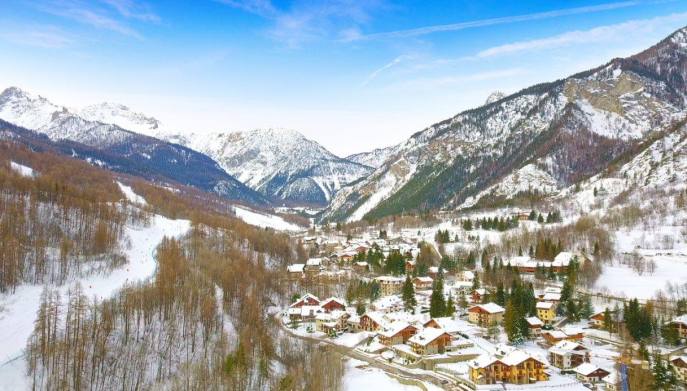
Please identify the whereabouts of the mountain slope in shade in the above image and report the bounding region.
[0,88,268,205]
[165,128,373,206]
[346,146,396,168]
[324,26,687,222]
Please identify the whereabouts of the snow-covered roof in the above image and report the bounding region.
[414,276,433,283]
[375,276,404,283]
[549,341,587,355]
[287,263,305,273]
[428,266,439,273]
[672,314,687,325]
[544,330,567,339]
[306,257,323,266]
[354,261,368,267]
[554,251,574,264]
[543,293,561,301]
[562,326,584,336]
[501,350,533,366]
[379,321,415,338]
[408,327,449,347]
[425,317,471,334]
[506,256,532,266]
[470,303,505,314]
[469,354,498,369]
[526,316,543,327]
[461,270,475,281]
[469,349,542,369]
[536,301,554,310]
[574,363,607,376]
[290,293,320,307]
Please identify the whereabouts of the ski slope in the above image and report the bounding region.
[0,214,190,389]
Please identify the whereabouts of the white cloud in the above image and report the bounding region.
[34,0,161,39]
[100,0,161,23]
[350,1,644,41]
[477,12,687,58]
[218,0,386,47]
[361,55,410,87]
[0,26,75,49]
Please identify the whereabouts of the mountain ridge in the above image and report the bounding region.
[322,25,687,222]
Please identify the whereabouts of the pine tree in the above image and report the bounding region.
[495,283,506,306]
[429,277,446,318]
[446,293,456,317]
[402,275,417,312]
[458,291,468,309]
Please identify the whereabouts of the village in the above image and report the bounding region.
[280,211,687,390]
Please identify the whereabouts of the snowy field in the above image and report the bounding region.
[594,226,687,299]
[343,359,420,391]
[117,181,148,205]
[10,161,35,177]
[234,206,303,231]
[0,214,191,390]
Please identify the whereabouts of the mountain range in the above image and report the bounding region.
[2,26,687,221]
[0,87,268,205]
[322,26,687,222]
[163,129,373,206]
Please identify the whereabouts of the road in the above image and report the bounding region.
[276,314,473,391]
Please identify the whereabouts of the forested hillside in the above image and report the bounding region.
[0,141,346,390]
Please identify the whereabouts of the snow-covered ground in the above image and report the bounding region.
[0,214,191,389]
[10,161,35,177]
[234,205,303,231]
[594,223,687,299]
[117,181,147,205]
[343,359,420,391]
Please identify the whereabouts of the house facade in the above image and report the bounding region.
[469,351,548,385]
[468,303,505,326]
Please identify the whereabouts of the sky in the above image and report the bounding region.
[2,0,687,156]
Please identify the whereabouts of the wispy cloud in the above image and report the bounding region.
[477,11,687,58]
[100,0,161,23]
[215,0,278,17]
[361,54,411,87]
[34,0,160,39]
[348,1,645,41]
[217,0,385,47]
[0,25,75,49]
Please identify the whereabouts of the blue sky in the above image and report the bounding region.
[2,0,687,155]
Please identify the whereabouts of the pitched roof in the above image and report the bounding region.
[470,302,505,314]
[379,322,415,338]
[287,263,305,272]
[526,316,543,327]
[321,297,346,307]
[408,327,449,347]
[574,363,608,377]
[549,341,588,355]
[536,301,554,310]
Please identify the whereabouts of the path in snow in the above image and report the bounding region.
[0,214,190,389]
[233,206,303,231]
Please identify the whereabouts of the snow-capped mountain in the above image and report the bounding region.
[165,128,373,206]
[484,91,506,105]
[346,146,396,168]
[324,26,687,222]
[78,102,162,136]
[0,87,268,205]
